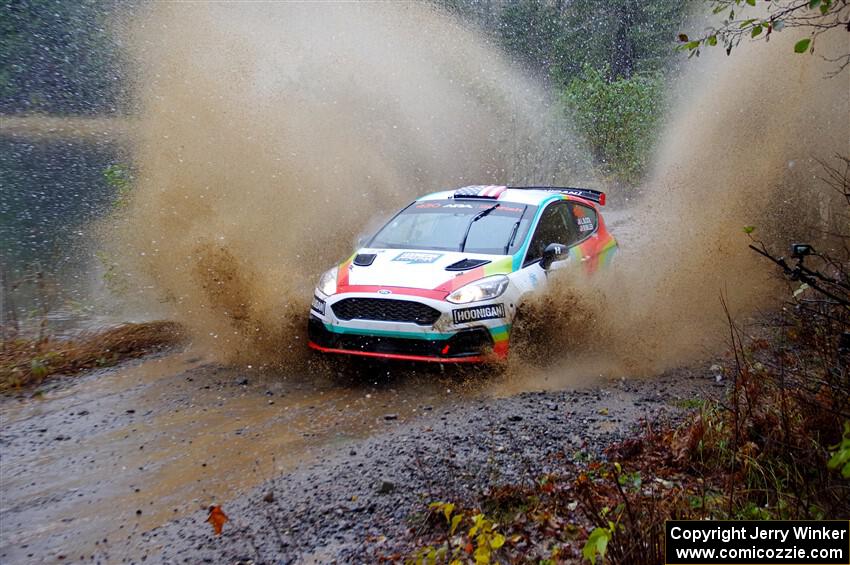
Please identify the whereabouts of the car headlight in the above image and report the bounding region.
[446,275,509,304]
[317,267,338,296]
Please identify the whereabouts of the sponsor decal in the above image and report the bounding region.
[577,216,594,232]
[562,189,587,198]
[311,295,326,315]
[452,303,506,324]
[392,251,444,264]
[444,203,473,208]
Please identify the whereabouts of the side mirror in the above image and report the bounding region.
[541,243,566,270]
[790,243,813,258]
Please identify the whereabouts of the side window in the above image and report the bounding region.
[570,203,597,238]
[524,201,576,265]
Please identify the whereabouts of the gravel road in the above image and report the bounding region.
[132,362,722,564]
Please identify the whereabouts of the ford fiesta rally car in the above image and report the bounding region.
[307,185,617,363]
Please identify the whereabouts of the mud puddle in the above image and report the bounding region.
[0,350,471,563]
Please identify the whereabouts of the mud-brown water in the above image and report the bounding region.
[0,352,469,563]
[107,2,591,366]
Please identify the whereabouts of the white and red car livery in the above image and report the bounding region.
[307,185,617,363]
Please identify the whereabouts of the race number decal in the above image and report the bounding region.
[452,303,506,324]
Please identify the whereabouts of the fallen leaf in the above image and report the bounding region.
[206,505,229,536]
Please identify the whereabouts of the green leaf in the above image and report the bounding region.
[751,24,763,38]
[743,225,756,234]
[450,514,463,535]
[442,503,454,522]
[582,527,612,565]
[474,543,491,565]
[490,533,505,549]
[685,41,700,51]
[708,35,718,46]
[808,0,821,8]
[794,38,812,53]
[746,0,755,5]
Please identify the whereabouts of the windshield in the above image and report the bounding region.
[368,200,535,255]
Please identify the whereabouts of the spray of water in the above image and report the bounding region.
[503,23,849,390]
[111,3,848,378]
[111,2,590,364]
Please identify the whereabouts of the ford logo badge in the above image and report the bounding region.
[377,289,392,295]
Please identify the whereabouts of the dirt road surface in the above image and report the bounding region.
[0,338,722,563]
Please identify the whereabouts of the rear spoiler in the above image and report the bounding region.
[508,186,606,206]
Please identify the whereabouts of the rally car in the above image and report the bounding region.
[307,185,617,363]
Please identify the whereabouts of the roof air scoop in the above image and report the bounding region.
[445,258,491,271]
[353,253,377,266]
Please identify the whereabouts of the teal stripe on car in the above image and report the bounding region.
[323,323,452,340]
[324,323,513,341]
[511,194,563,271]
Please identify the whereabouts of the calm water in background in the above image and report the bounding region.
[0,132,123,333]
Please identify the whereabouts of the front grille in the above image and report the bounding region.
[331,298,441,326]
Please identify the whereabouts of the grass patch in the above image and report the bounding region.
[671,398,705,410]
[0,321,183,392]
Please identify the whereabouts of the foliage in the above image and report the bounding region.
[497,1,563,73]
[552,0,694,82]
[582,525,612,565]
[0,321,183,391]
[395,157,850,565]
[561,66,665,183]
[679,0,850,75]
[102,163,133,208]
[95,163,135,294]
[478,0,693,81]
[433,0,692,181]
[408,502,506,565]
[828,422,850,479]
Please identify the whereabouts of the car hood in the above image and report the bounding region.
[342,248,513,291]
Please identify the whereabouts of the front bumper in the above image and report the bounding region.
[308,315,495,362]
[307,291,511,363]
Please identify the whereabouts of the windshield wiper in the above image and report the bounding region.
[504,220,521,255]
[459,204,500,252]
[503,205,527,254]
